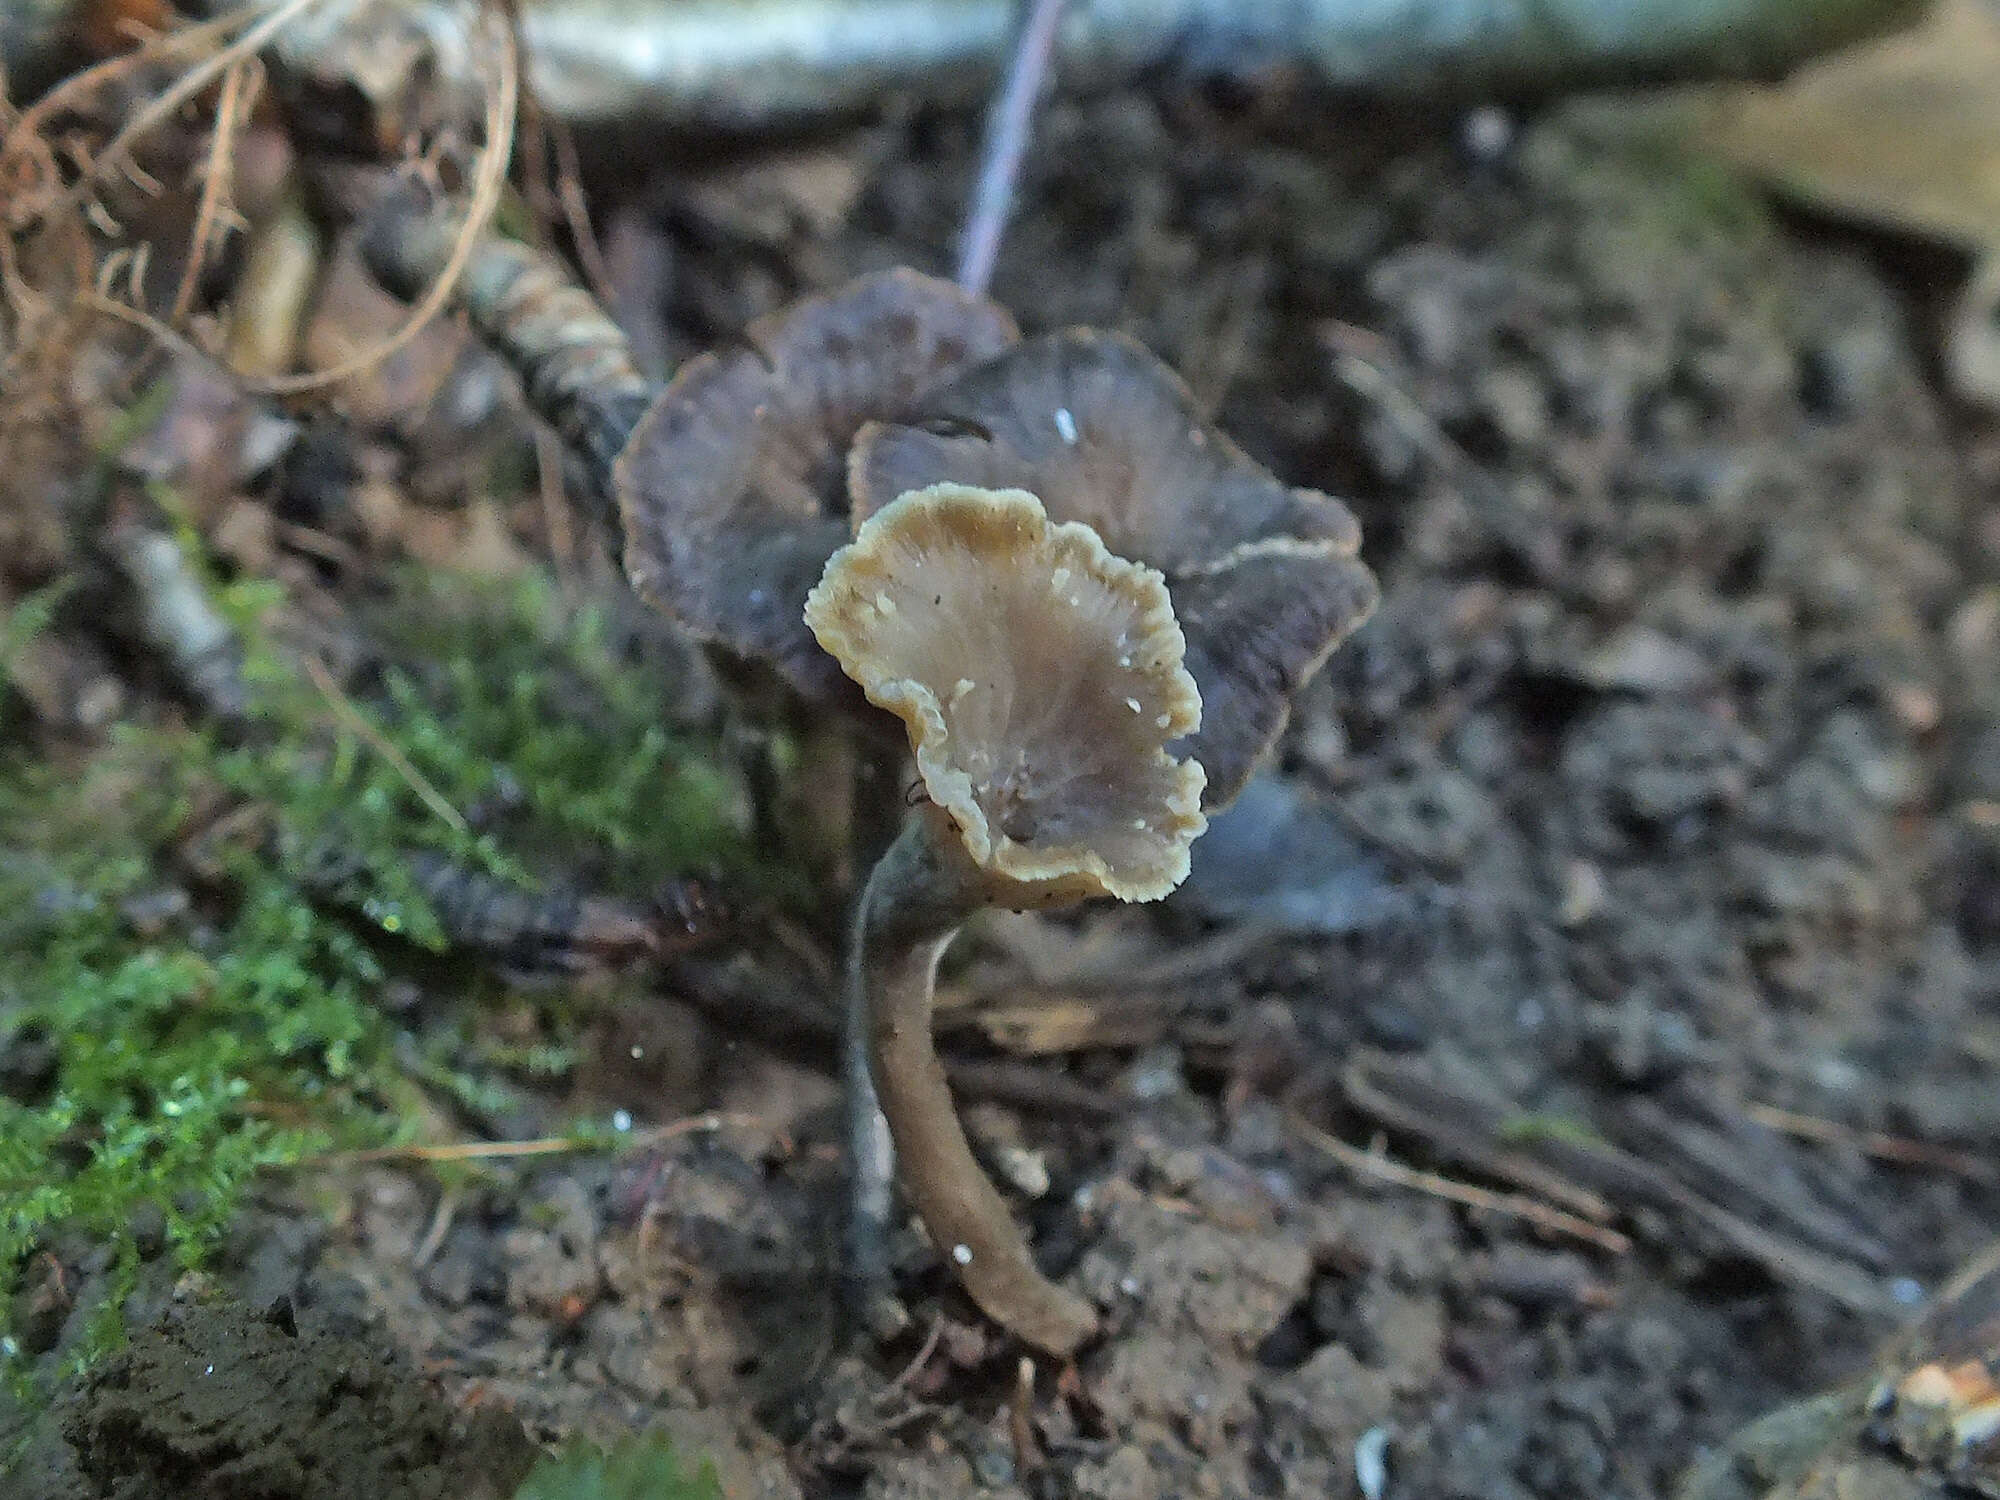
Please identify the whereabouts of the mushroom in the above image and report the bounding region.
[806,482,1206,1355]
[614,268,1019,712]
[613,268,1019,1323]
[846,328,1379,809]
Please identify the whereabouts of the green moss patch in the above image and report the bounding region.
[0,542,753,1399]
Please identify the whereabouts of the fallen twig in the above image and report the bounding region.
[1342,1054,1619,1223]
[233,0,1929,131]
[668,952,1120,1122]
[301,652,469,836]
[1341,1056,1903,1313]
[353,170,650,496]
[1287,1110,1633,1255]
[310,1110,768,1166]
[1745,1101,1999,1186]
[101,509,249,719]
[77,284,211,360]
[167,52,258,326]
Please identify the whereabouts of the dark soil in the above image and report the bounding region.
[16,1280,538,1500]
[15,76,2000,1500]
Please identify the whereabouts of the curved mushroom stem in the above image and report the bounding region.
[842,744,917,1331]
[851,804,1099,1357]
[842,961,898,1320]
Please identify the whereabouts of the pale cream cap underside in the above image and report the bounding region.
[805,484,1207,902]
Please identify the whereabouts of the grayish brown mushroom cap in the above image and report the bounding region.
[615,269,1018,708]
[805,483,1207,904]
[847,330,1379,807]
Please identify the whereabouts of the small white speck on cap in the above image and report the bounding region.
[1054,407,1078,444]
[952,1244,974,1265]
[950,678,976,705]
[612,1109,633,1132]
[1118,654,1132,668]
[1125,697,1142,713]
[874,591,897,616]
[1355,1426,1391,1500]
[1050,566,1070,590]
[1155,714,1171,728]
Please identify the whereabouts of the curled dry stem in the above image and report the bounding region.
[853,803,1098,1357]
[168,53,261,328]
[357,163,652,490]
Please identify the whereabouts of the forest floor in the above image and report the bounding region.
[3,47,1998,1500]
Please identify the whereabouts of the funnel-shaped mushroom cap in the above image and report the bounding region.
[805,484,1207,904]
[615,270,1018,708]
[847,331,1378,807]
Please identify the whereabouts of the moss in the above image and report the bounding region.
[512,1432,722,1500]
[0,736,364,1394]
[1494,1110,1610,1150]
[353,566,754,893]
[0,535,758,1405]
[0,577,75,737]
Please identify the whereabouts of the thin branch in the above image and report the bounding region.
[301,652,469,838]
[1744,1101,1998,1184]
[412,1187,459,1266]
[1287,1110,1633,1256]
[309,1111,766,1167]
[78,285,210,363]
[882,1316,946,1397]
[547,113,617,312]
[956,0,1065,296]
[169,56,258,327]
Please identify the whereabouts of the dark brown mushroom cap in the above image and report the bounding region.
[1170,540,1380,808]
[615,268,1019,708]
[846,330,1379,806]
